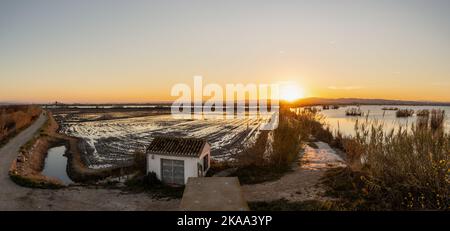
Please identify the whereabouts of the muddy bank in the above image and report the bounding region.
[65,135,135,183]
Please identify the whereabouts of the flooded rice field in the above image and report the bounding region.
[54,110,267,169]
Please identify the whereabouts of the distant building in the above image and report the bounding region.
[146,136,211,185]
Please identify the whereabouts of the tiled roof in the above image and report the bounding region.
[146,136,207,157]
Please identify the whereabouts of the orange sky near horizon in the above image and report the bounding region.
[1,1,450,104]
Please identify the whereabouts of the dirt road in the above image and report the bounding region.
[0,113,179,211]
[242,142,346,202]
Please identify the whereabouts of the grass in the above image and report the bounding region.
[275,108,450,211]
[232,106,305,184]
[232,105,345,185]
[332,110,449,210]
[249,166,403,211]
[321,167,390,210]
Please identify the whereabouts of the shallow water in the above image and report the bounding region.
[58,114,269,168]
[42,146,73,184]
[300,105,450,137]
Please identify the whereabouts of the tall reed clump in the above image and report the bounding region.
[247,107,339,167]
[233,106,320,184]
[270,109,302,167]
[416,109,430,117]
[238,107,303,168]
[396,109,414,117]
[345,108,362,116]
[430,109,445,131]
[382,107,399,111]
[341,109,449,210]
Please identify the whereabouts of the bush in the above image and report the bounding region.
[322,167,391,210]
[416,109,430,117]
[206,159,234,176]
[231,165,290,185]
[133,150,147,174]
[145,172,161,186]
[396,109,414,117]
[346,108,363,116]
[270,110,302,167]
[430,109,445,132]
[382,107,399,111]
[124,172,184,199]
[0,105,42,143]
[233,107,304,184]
[337,116,449,210]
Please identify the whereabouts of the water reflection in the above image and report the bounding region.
[297,105,450,137]
[42,146,73,184]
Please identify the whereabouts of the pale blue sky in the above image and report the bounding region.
[1,0,450,103]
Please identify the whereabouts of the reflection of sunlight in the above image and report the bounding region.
[279,84,305,101]
[319,105,450,136]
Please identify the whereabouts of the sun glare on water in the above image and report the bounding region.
[279,84,305,102]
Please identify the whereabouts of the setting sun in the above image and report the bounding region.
[279,84,305,102]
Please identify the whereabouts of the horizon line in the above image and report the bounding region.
[2,97,450,106]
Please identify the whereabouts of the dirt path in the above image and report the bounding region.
[0,113,179,211]
[242,142,346,202]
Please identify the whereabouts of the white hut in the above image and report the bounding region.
[146,136,211,185]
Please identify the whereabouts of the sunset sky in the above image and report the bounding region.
[1,0,450,103]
